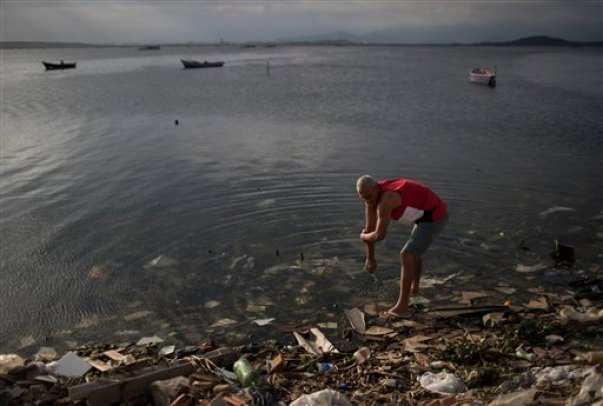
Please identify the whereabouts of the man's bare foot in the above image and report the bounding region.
[386,305,410,316]
[382,307,414,320]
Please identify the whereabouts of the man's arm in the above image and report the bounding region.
[361,193,395,242]
[363,203,377,272]
[364,203,377,233]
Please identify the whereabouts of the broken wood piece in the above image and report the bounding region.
[200,347,237,367]
[68,361,196,405]
[429,305,509,318]
[460,291,489,304]
[524,296,551,311]
[170,393,195,406]
[103,350,127,362]
[87,358,112,372]
[364,326,395,336]
[222,393,248,406]
[268,353,286,373]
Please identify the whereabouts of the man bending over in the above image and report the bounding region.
[357,175,448,317]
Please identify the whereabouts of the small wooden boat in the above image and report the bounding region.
[469,68,496,87]
[42,61,76,70]
[181,59,225,69]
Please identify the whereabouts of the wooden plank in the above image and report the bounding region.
[201,347,237,367]
[122,363,195,402]
[68,382,114,402]
[429,305,509,317]
[68,361,196,405]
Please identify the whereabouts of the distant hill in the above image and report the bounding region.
[278,31,365,44]
[1,35,601,49]
[277,33,602,46]
[474,35,602,47]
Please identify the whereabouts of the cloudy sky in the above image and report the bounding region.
[1,0,601,44]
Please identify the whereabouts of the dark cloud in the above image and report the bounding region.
[1,0,601,43]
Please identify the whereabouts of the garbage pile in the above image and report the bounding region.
[1,290,601,406]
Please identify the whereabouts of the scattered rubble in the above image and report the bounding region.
[1,293,601,405]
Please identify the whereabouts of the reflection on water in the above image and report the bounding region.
[0,45,601,353]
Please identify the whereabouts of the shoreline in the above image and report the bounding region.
[4,247,601,355]
[2,281,601,405]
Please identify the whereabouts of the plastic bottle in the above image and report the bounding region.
[515,348,536,361]
[233,357,262,387]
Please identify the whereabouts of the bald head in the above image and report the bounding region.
[356,175,378,194]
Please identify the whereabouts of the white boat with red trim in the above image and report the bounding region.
[469,68,496,87]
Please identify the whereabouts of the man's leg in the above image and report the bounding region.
[389,214,448,316]
[410,255,423,295]
[388,250,420,315]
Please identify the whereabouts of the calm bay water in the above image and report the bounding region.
[1,45,601,353]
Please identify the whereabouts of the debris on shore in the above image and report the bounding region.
[1,291,601,405]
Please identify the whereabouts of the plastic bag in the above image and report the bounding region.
[567,367,603,405]
[419,372,466,394]
[289,388,352,406]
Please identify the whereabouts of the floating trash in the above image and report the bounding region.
[538,206,575,217]
[136,335,164,346]
[145,255,179,268]
[515,263,548,273]
[251,318,275,326]
[210,318,239,328]
[205,300,221,309]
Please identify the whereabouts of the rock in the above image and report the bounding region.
[150,376,190,406]
[0,353,25,374]
[34,346,58,362]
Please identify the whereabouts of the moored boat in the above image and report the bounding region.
[42,61,77,70]
[181,59,225,69]
[469,68,496,87]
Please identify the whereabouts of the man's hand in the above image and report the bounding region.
[365,257,377,274]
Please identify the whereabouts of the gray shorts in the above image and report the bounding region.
[402,212,449,256]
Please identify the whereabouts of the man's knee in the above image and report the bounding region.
[400,249,420,262]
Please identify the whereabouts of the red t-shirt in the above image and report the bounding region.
[378,179,447,224]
